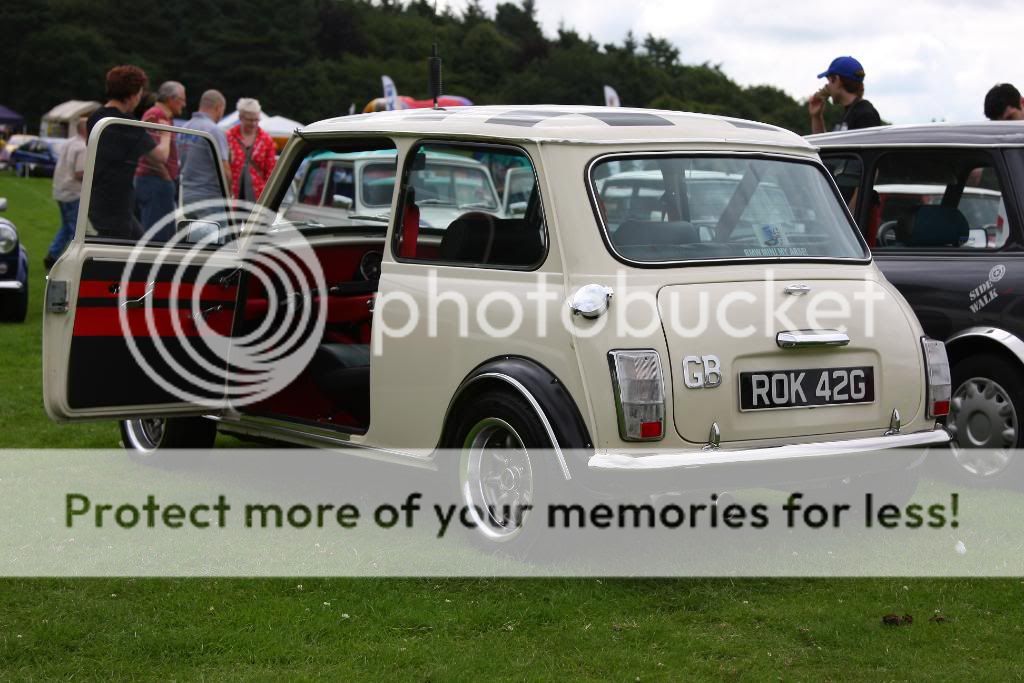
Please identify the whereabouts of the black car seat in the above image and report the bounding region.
[908,206,970,247]
[309,343,371,426]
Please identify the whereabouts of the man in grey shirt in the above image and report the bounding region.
[178,89,231,218]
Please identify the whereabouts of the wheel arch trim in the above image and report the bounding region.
[443,357,594,481]
[945,326,1024,366]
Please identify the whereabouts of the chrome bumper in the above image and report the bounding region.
[589,427,950,471]
[0,280,24,291]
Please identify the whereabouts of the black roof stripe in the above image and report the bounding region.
[485,110,572,127]
[582,112,674,127]
[729,120,777,131]
[403,113,455,121]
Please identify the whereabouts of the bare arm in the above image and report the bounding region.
[145,130,171,163]
[808,92,826,135]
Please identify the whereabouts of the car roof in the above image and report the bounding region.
[808,122,1024,148]
[302,105,812,152]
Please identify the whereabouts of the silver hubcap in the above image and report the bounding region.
[948,377,1018,477]
[460,418,534,542]
[124,418,166,453]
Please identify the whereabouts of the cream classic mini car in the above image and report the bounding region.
[43,106,950,546]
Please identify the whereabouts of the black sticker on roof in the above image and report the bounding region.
[729,120,776,131]
[485,110,572,126]
[403,113,455,121]
[582,112,674,126]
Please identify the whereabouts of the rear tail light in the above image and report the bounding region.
[608,350,665,441]
[921,337,951,418]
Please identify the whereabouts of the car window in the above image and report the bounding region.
[591,155,866,263]
[298,161,329,205]
[394,142,545,269]
[275,140,398,235]
[355,162,397,207]
[83,119,233,247]
[869,151,1008,250]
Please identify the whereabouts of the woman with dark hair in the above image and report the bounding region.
[85,64,171,239]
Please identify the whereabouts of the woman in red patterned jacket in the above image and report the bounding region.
[227,98,277,201]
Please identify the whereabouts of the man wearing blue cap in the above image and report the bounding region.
[809,56,881,133]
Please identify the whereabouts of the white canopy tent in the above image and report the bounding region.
[218,111,302,136]
[41,100,100,138]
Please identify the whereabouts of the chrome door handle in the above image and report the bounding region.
[121,282,155,309]
[776,329,850,348]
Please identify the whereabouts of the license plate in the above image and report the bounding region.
[739,366,875,411]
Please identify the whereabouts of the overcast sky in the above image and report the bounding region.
[438,0,1020,124]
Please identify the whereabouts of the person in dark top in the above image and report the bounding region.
[984,83,1024,121]
[86,64,170,239]
[808,56,882,134]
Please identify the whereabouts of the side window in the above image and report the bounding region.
[274,139,398,232]
[85,119,230,246]
[870,151,1008,250]
[394,142,546,269]
[298,161,329,206]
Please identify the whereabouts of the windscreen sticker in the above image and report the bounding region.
[756,224,789,248]
[742,247,810,257]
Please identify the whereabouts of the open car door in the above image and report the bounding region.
[43,117,239,420]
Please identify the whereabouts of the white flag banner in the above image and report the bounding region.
[382,75,399,111]
[603,85,621,107]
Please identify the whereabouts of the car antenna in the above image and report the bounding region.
[428,43,443,110]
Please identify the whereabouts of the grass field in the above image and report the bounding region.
[1,174,1022,680]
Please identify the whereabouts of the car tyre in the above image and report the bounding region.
[945,355,1024,484]
[119,416,217,466]
[446,391,566,554]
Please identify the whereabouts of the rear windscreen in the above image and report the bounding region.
[590,156,867,263]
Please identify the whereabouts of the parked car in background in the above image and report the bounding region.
[9,137,63,177]
[812,122,1024,483]
[281,148,503,230]
[43,109,949,549]
[0,134,38,170]
[0,197,29,322]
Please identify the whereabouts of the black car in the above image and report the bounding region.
[812,123,1024,483]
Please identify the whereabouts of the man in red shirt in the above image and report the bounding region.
[135,80,186,240]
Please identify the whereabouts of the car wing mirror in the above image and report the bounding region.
[331,194,354,210]
[179,219,224,246]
